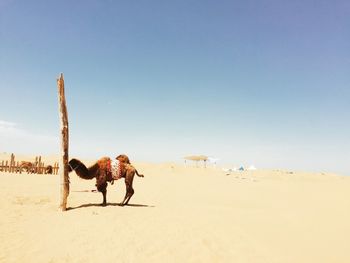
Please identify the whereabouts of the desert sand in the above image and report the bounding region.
[1,156,350,263]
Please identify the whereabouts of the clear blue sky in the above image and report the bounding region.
[1,0,349,175]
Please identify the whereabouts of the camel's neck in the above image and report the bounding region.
[87,163,100,177]
[73,160,99,180]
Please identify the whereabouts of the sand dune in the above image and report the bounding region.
[0,162,350,263]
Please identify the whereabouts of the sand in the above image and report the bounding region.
[0,160,350,263]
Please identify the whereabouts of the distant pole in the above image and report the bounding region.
[57,73,69,211]
[10,153,15,173]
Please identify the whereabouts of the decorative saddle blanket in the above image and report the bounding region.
[109,159,122,180]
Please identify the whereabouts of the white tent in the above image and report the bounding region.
[184,155,208,168]
[207,157,219,163]
[247,165,257,171]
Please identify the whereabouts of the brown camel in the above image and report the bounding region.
[68,155,144,206]
[45,165,53,174]
[20,161,35,174]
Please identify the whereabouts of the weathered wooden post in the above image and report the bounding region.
[34,157,38,173]
[57,73,69,211]
[38,156,41,174]
[53,162,58,175]
[10,153,15,173]
[16,161,20,174]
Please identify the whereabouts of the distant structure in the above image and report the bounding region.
[247,165,257,171]
[0,153,59,174]
[184,155,208,168]
[207,157,220,168]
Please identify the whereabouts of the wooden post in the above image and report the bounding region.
[55,162,59,175]
[57,73,69,211]
[18,161,22,174]
[53,162,57,175]
[34,157,38,173]
[10,154,15,173]
[38,156,41,174]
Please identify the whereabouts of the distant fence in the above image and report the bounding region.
[0,153,59,175]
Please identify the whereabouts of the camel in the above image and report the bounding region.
[68,155,144,206]
[45,165,53,174]
[20,161,35,174]
[19,162,53,174]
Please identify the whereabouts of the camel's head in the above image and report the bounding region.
[68,158,80,172]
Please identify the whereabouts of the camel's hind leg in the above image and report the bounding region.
[120,180,134,206]
[120,170,135,206]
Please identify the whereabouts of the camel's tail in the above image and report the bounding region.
[68,158,95,180]
[135,169,144,178]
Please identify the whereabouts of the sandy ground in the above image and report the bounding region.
[0,160,350,263]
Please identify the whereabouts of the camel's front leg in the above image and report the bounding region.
[96,181,108,206]
[101,189,107,206]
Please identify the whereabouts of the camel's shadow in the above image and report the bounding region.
[67,203,155,211]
